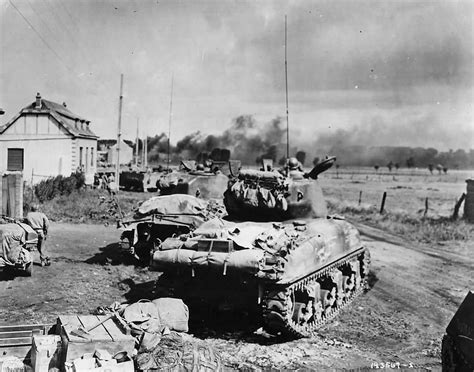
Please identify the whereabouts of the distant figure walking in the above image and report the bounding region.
[107,173,118,195]
[26,205,50,266]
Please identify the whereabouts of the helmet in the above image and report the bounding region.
[288,157,299,170]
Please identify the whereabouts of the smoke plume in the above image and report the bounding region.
[174,115,287,164]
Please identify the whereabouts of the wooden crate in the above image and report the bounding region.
[0,323,51,362]
[58,315,135,364]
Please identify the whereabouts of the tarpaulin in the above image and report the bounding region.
[152,248,265,275]
[0,223,36,266]
[137,195,208,217]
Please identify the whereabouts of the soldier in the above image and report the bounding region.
[26,205,51,266]
[287,157,304,179]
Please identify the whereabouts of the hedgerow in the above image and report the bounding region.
[34,172,86,202]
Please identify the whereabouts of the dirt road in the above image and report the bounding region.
[1,222,472,370]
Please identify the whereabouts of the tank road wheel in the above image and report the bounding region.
[320,286,337,317]
[341,261,361,300]
[292,303,308,325]
[319,270,344,315]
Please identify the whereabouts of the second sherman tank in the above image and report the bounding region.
[150,157,370,337]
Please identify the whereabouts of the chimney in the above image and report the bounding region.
[62,102,67,108]
[35,93,42,109]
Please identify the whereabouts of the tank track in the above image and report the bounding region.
[262,247,370,338]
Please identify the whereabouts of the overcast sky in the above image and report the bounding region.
[1,0,472,150]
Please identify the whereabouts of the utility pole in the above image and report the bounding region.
[115,74,124,185]
[284,15,290,161]
[135,117,139,167]
[144,133,148,168]
[167,74,174,171]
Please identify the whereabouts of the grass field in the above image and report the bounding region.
[321,167,472,216]
[320,167,474,243]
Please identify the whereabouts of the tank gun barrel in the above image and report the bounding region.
[305,156,336,180]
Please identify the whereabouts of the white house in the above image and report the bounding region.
[0,93,98,184]
[98,139,134,166]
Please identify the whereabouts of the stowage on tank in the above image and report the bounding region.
[119,194,224,264]
[150,156,370,337]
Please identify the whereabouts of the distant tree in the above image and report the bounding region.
[395,163,400,171]
[387,161,393,172]
[436,164,443,174]
[443,167,448,174]
[374,164,380,172]
[406,157,415,168]
[296,151,306,166]
[428,164,434,174]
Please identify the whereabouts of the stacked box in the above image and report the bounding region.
[57,315,134,366]
[31,335,62,372]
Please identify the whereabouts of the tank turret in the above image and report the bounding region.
[224,156,336,220]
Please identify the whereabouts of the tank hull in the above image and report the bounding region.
[151,217,369,337]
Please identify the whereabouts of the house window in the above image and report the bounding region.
[7,148,24,171]
[91,148,94,167]
[79,147,83,166]
[85,147,89,171]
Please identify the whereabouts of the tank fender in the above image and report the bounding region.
[277,219,363,284]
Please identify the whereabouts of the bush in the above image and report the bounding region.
[34,172,85,202]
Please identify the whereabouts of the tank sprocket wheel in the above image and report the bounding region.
[262,247,369,338]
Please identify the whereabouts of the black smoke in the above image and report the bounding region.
[173,115,287,164]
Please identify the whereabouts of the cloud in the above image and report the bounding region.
[1,0,471,152]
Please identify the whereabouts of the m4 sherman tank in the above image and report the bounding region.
[150,157,370,337]
[155,160,240,200]
[119,194,224,264]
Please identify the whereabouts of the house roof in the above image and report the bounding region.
[98,139,134,148]
[0,96,98,139]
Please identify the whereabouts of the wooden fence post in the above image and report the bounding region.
[424,197,429,217]
[358,191,362,205]
[380,191,387,214]
[452,193,466,220]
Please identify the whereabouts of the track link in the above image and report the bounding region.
[262,247,370,338]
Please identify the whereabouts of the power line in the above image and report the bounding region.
[42,0,82,50]
[8,0,74,73]
[57,1,80,31]
[25,0,63,47]
[39,0,94,74]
